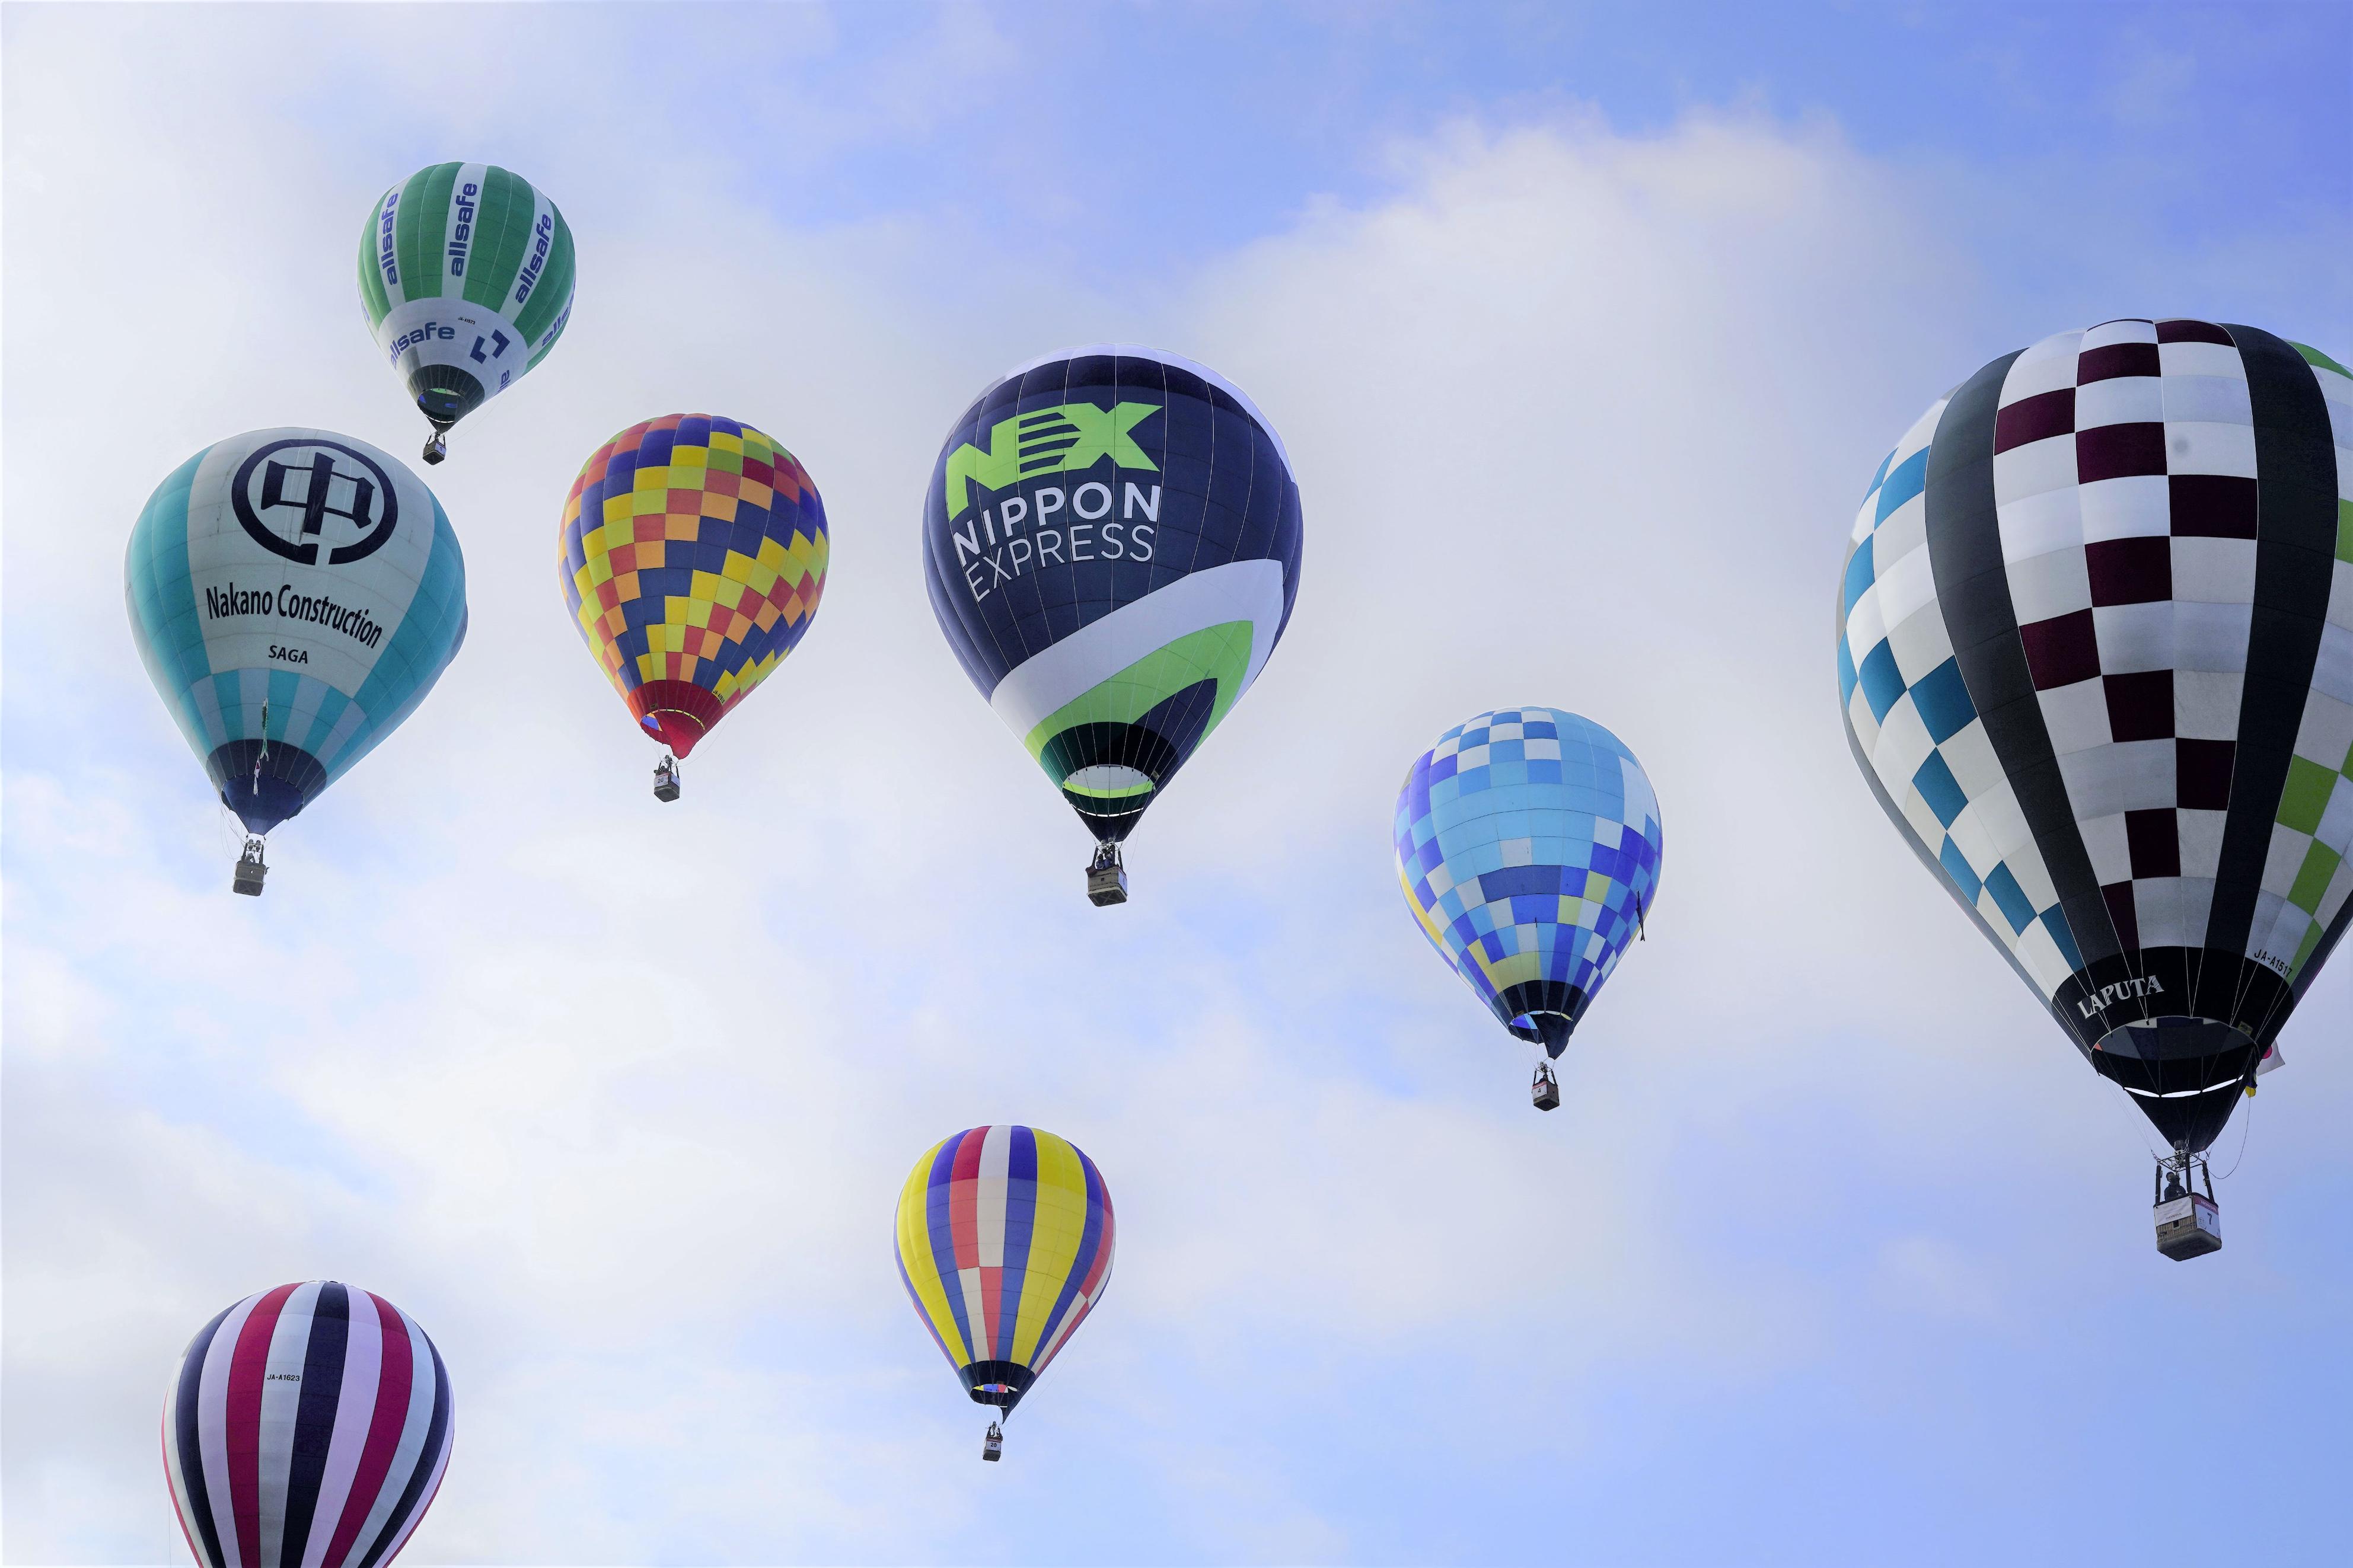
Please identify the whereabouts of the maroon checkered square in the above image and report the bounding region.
[2125,807,2182,879]
[2086,536,2172,605]
[2077,422,2168,482]
[2167,474,2258,538]
[1995,388,2075,453]
[2080,341,2162,382]
[2156,319,2233,346]
[2104,670,2175,741]
[2176,738,2236,810]
[2101,881,2141,948]
[2021,609,2102,689]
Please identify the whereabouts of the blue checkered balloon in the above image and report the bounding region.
[1394,708,1663,1057]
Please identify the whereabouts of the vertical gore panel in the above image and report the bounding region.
[1925,349,2119,969]
[2202,324,2340,961]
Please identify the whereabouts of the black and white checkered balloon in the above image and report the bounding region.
[1837,320,2352,1152]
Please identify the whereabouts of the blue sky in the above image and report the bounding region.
[4,2,2350,1563]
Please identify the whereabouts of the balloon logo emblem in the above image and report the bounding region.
[231,439,400,566]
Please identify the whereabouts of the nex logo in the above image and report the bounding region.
[470,329,511,365]
[231,439,400,566]
[945,401,1159,518]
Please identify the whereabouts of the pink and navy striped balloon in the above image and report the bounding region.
[162,1281,452,1568]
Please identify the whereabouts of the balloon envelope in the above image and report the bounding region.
[894,1125,1115,1414]
[1837,318,2352,1150]
[1395,708,1664,1056]
[163,1280,452,1568]
[922,345,1303,843]
[125,428,468,834]
[559,414,828,756]
[358,161,575,442]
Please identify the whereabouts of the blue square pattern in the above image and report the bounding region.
[1983,863,2036,934]
[1908,658,1976,743]
[1864,445,1894,500]
[1841,537,1876,618]
[1876,675,2062,957]
[2042,907,2085,971]
[1839,429,2079,989]
[1847,399,1945,550]
[1937,835,1982,902]
[1874,446,1930,528]
[1399,707,1663,1011]
[1911,751,1968,828]
[1857,640,1906,723]
[1886,716,2067,964]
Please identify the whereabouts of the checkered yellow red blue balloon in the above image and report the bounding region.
[559,414,827,756]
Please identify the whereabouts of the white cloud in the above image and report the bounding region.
[5,7,2348,1563]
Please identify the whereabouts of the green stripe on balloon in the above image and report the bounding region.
[461,164,536,309]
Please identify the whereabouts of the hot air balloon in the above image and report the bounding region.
[358,161,576,464]
[1837,319,2352,1257]
[922,345,1304,905]
[125,428,469,894]
[1395,708,1664,1110]
[163,1280,452,1568]
[559,414,827,802]
[894,1125,1115,1462]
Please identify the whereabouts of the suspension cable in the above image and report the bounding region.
[2212,1093,2255,1181]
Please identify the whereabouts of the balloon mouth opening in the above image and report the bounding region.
[1063,763,1154,800]
[2121,1080,2243,1101]
[962,1361,1035,1409]
[2091,1016,2262,1152]
[2091,1015,2256,1075]
[627,683,722,758]
[207,739,325,835]
[966,1382,1024,1411]
[408,365,484,426]
[1509,1011,1577,1059]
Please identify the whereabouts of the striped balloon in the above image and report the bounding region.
[357,161,576,453]
[163,1282,452,1568]
[893,1126,1115,1414]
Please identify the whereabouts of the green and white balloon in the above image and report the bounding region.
[357,161,575,464]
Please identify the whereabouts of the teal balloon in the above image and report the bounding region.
[125,428,468,835]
